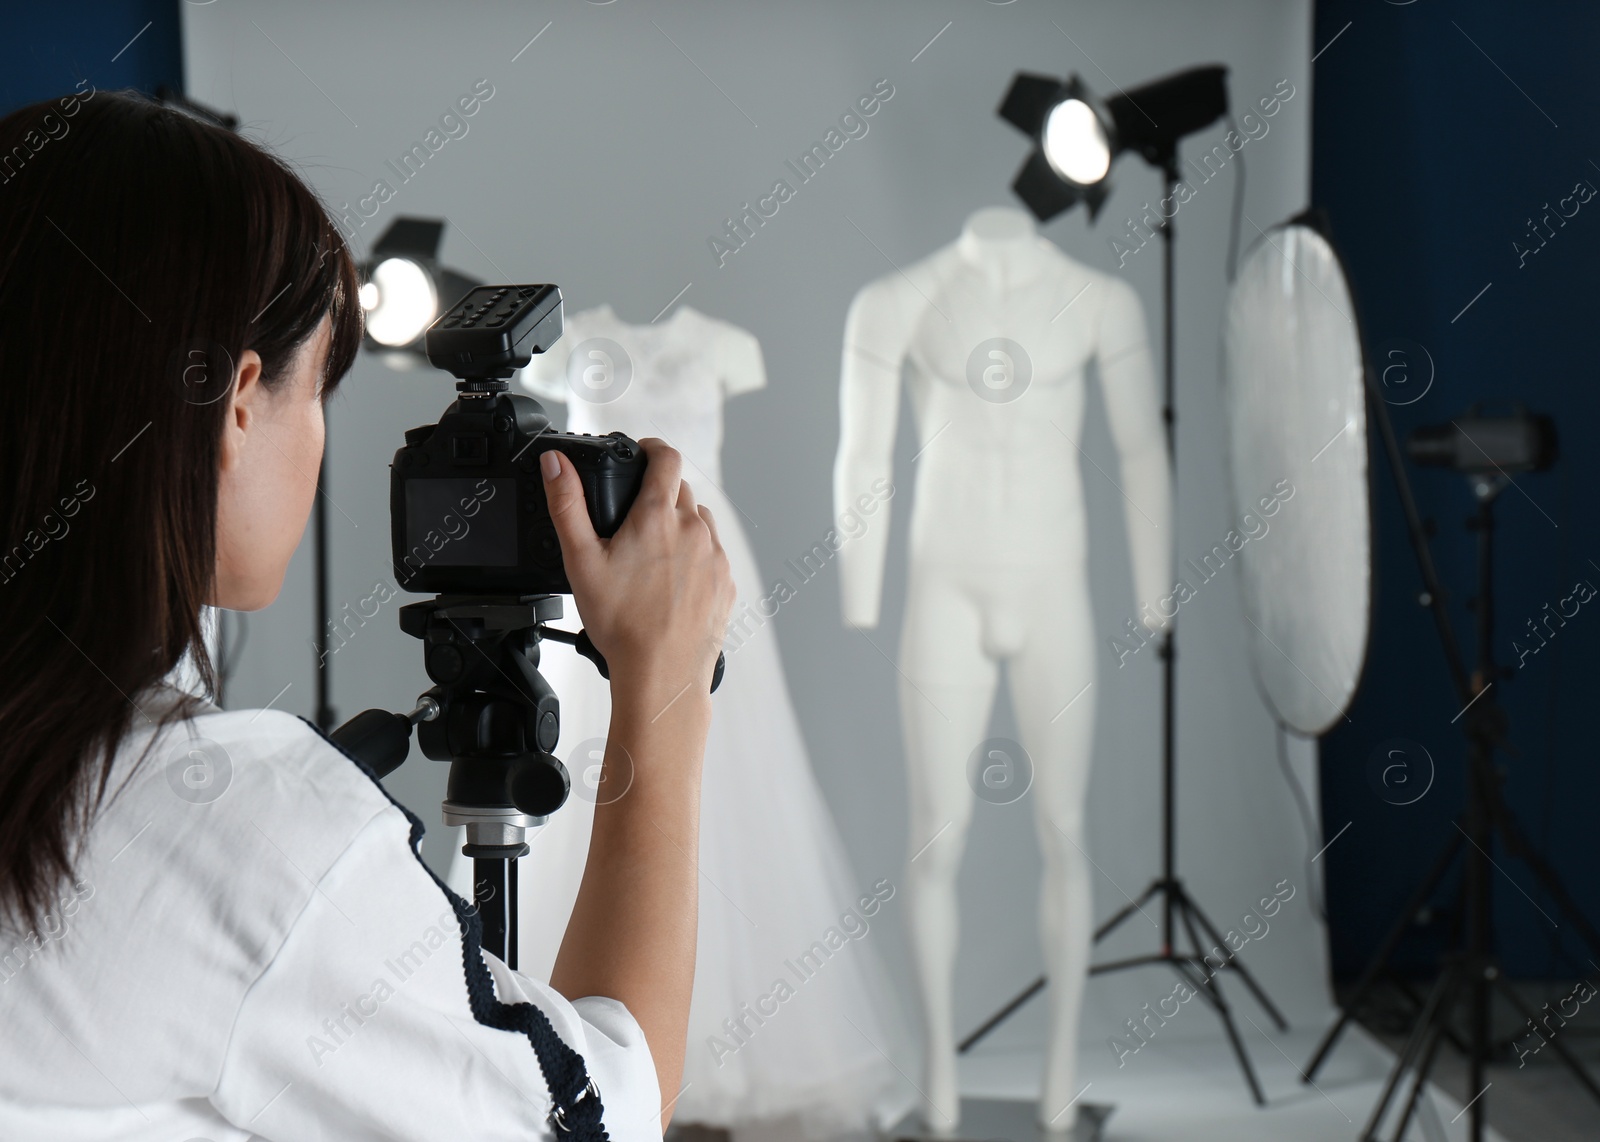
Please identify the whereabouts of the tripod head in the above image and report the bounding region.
[331,594,725,855]
[407,594,570,858]
[329,593,724,967]
[333,593,579,857]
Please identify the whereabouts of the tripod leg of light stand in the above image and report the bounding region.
[1185,891,1289,1031]
[958,878,1162,1054]
[1489,797,1600,967]
[1304,829,1465,1082]
[1169,956,1216,1006]
[1386,1017,1450,1142]
[1389,973,1466,1051]
[1178,904,1267,1106]
[961,880,1168,1055]
[1463,735,1494,1142]
[1491,972,1600,1109]
[957,977,1046,1054]
[1169,951,1235,1023]
[1093,880,1163,942]
[1468,959,1489,1142]
[1358,962,1461,1142]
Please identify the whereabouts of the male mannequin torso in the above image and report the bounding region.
[834,206,1171,1133]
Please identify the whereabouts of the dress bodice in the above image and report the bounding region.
[519,303,765,488]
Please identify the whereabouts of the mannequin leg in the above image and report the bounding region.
[1007,578,1098,1131]
[898,570,999,1134]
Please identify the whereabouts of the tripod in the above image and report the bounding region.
[1301,439,1600,1140]
[332,592,656,1141]
[957,160,1287,1104]
[332,593,582,964]
[332,591,726,965]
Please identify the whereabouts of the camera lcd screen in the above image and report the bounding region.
[404,478,517,567]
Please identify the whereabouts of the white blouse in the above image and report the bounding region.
[0,688,659,1141]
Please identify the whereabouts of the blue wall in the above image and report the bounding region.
[3,1,181,114]
[1312,0,1600,980]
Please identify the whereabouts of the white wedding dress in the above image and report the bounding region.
[447,303,911,1138]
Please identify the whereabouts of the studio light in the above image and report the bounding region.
[998,65,1229,221]
[1408,407,1558,476]
[305,216,481,729]
[1248,220,1600,1142]
[1041,92,1111,185]
[363,257,437,346]
[358,217,480,367]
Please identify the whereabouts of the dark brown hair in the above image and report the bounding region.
[0,90,363,933]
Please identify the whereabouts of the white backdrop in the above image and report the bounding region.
[185,0,1330,1081]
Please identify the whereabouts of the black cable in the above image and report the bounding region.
[1275,719,1327,923]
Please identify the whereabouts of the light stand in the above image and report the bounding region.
[1301,383,1600,1141]
[1084,155,1289,1106]
[962,65,1288,1106]
[315,217,483,728]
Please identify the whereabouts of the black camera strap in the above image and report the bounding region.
[449,891,610,1141]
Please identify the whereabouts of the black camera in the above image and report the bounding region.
[331,281,718,943]
[390,283,648,594]
[332,281,722,907]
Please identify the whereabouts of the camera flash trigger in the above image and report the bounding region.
[424,283,563,380]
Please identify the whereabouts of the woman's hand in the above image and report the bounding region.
[542,437,734,1129]
[540,438,735,709]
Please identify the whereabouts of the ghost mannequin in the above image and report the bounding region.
[833,206,1171,1134]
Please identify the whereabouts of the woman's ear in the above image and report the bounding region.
[218,349,264,473]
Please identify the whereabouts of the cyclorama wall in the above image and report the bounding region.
[185,0,1327,1055]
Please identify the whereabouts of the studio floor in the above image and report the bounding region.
[961,1018,1512,1142]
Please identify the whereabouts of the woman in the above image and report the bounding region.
[0,90,733,1142]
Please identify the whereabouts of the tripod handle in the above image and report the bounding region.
[329,709,414,778]
[558,628,725,694]
[329,697,440,778]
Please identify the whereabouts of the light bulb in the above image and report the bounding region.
[364,258,438,347]
[1042,98,1111,186]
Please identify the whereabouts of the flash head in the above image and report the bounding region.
[1407,407,1558,476]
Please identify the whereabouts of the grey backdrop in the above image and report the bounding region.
[186,0,1330,1065]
